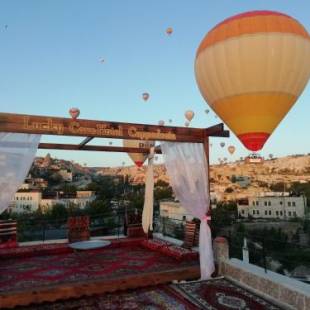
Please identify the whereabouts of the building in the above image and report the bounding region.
[58,169,73,182]
[9,190,42,213]
[237,192,306,219]
[160,200,194,222]
[9,190,96,214]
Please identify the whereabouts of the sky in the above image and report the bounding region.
[0,0,310,167]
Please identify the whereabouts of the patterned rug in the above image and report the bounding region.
[0,245,198,293]
[14,286,198,310]
[172,278,282,309]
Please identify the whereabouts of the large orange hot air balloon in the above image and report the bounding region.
[195,11,310,152]
[123,139,154,167]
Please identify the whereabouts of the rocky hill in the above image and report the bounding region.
[95,154,310,200]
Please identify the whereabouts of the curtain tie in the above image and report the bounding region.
[202,215,211,221]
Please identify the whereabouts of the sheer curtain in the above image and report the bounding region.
[0,133,41,214]
[142,147,154,233]
[161,142,214,279]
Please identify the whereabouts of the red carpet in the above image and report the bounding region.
[172,278,283,309]
[14,286,198,310]
[0,244,198,293]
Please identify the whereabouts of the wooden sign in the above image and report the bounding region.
[0,112,211,142]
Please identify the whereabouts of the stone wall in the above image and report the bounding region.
[213,237,310,310]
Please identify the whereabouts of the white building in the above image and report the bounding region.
[237,192,306,219]
[10,190,42,213]
[58,170,73,182]
[160,200,194,222]
[9,190,96,214]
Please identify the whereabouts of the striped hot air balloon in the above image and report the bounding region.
[195,11,310,152]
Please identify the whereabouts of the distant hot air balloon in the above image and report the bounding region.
[205,109,210,114]
[158,120,165,126]
[123,139,154,167]
[223,157,227,162]
[220,142,225,148]
[269,154,274,159]
[195,10,310,152]
[166,27,173,35]
[185,110,194,122]
[185,121,190,127]
[142,93,150,101]
[228,145,236,155]
[109,141,113,146]
[69,108,80,119]
[168,119,173,123]
[99,58,105,63]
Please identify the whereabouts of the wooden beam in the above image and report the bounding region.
[0,112,229,143]
[205,124,230,138]
[79,137,93,148]
[38,143,163,154]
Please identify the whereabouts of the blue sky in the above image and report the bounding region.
[1,0,310,167]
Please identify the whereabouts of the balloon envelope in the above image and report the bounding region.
[166,27,173,35]
[220,142,225,148]
[185,121,190,127]
[69,108,80,119]
[123,139,154,167]
[228,145,236,154]
[195,10,310,152]
[158,120,165,126]
[142,93,149,101]
[185,110,194,122]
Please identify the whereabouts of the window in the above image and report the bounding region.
[288,211,292,216]
[269,211,272,215]
[280,211,283,216]
[268,201,271,206]
[16,197,19,200]
[280,201,283,205]
[276,211,279,216]
[265,210,267,215]
[257,210,260,215]
[253,210,255,215]
[182,216,186,221]
[288,202,291,207]
[256,201,259,206]
[293,211,297,217]
[241,210,245,214]
[252,201,255,206]
[292,201,296,207]
[264,201,267,206]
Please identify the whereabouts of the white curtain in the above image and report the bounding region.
[0,133,41,214]
[161,142,214,279]
[142,147,154,233]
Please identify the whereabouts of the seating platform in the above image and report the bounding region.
[0,238,199,308]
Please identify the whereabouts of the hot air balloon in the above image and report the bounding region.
[99,58,105,63]
[220,142,225,148]
[166,27,173,35]
[123,139,154,167]
[269,154,274,159]
[158,120,165,126]
[185,121,190,127]
[195,11,310,152]
[228,145,236,155]
[205,109,210,114]
[142,93,149,101]
[185,110,194,122]
[109,141,113,146]
[168,119,173,123]
[69,108,80,119]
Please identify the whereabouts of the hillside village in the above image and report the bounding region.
[30,153,310,203]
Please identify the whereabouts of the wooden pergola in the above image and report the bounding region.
[0,112,229,157]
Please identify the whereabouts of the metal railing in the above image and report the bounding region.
[153,216,186,240]
[11,208,141,243]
